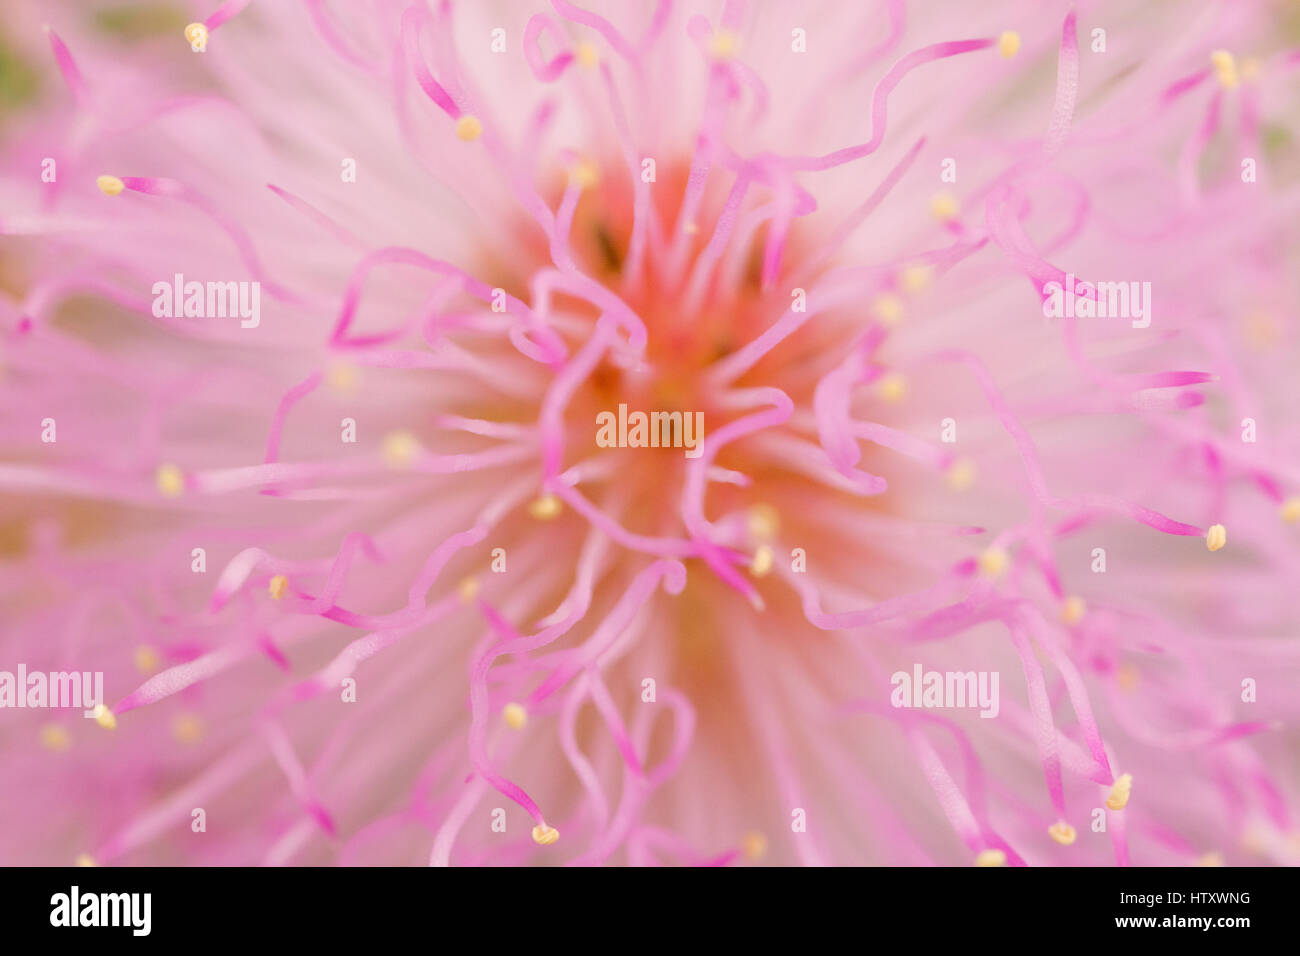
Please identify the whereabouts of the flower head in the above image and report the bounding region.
[1,0,1298,867]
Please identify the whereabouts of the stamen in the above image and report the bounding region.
[1197,852,1225,867]
[172,714,203,744]
[1205,523,1227,551]
[268,574,289,599]
[974,848,1007,866]
[1280,498,1300,523]
[1106,773,1132,811]
[1210,50,1238,89]
[978,547,1007,579]
[750,545,774,577]
[1048,821,1077,845]
[40,725,71,752]
[184,23,209,53]
[133,645,160,673]
[747,504,780,541]
[930,192,960,222]
[874,372,906,403]
[155,463,184,497]
[1244,312,1280,348]
[709,31,739,60]
[96,175,125,197]
[1117,663,1139,692]
[43,27,88,105]
[455,115,483,142]
[75,854,97,867]
[873,293,904,326]
[570,158,600,189]
[200,0,251,34]
[382,431,419,468]
[899,264,933,293]
[528,494,562,520]
[575,42,599,68]
[532,823,560,845]
[1060,595,1086,625]
[401,7,468,130]
[741,831,768,860]
[945,458,976,491]
[503,702,528,729]
[1240,824,1268,854]
[998,32,1021,59]
[458,577,480,603]
[93,705,117,730]
[326,362,357,391]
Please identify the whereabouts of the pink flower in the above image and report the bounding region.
[1,0,1297,866]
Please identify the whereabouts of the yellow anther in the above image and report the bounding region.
[528,493,562,520]
[872,293,904,326]
[683,221,699,235]
[458,576,479,603]
[268,574,289,599]
[1048,821,1077,845]
[930,192,960,222]
[1106,773,1133,811]
[741,831,768,860]
[750,544,774,577]
[455,114,483,142]
[875,372,906,403]
[96,175,125,197]
[503,702,527,730]
[1197,851,1225,867]
[571,158,600,190]
[1205,523,1227,552]
[531,823,559,845]
[945,458,976,492]
[1240,57,1260,82]
[978,547,1007,579]
[93,705,117,730]
[1280,498,1300,523]
[1210,50,1238,89]
[974,848,1007,867]
[326,362,357,392]
[1061,595,1086,626]
[899,264,933,294]
[382,430,420,468]
[184,22,208,52]
[1240,823,1270,854]
[133,644,160,674]
[998,31,1021,59]
[747,503,780,541]
[172,713,203,744]
[155,462,184,497]
[41,725,71,752]
[1116,662,1139,692]
[75,853,97,867]
[709,31,739,59]
[575,42,599,68]
[1243,311,1280,348]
